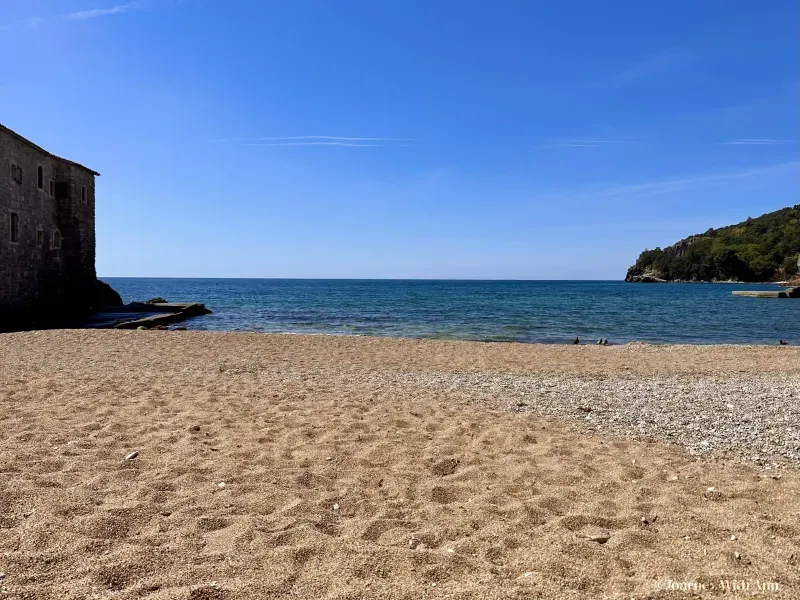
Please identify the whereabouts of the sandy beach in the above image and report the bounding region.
[1,331,799,599]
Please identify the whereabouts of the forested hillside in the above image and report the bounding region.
[625,206,800,282]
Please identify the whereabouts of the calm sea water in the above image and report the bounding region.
[102,278,798,345]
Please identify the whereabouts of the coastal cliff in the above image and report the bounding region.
[625,206,800,283]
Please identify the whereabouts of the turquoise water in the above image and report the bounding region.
[103,278,798,345]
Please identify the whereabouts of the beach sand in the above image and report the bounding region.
[1,331,799,599]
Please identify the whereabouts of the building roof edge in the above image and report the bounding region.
[0,123,100,176]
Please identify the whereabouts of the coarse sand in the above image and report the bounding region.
[1,331,799,599]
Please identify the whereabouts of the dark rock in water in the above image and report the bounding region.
[145,297,168,304]
[92,279,123,308]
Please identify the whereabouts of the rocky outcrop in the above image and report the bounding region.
[0,278,123,332]
[624,265,667,283]
[91,279,123,309]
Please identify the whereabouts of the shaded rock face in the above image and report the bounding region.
[624,265,667,283]
[92,280,123,309]
[0,278,122,332]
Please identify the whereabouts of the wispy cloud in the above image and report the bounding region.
[601,50,690,88]
[250,136,417,142]
[591,161,797,199]
[215,135,417,143]
[1,0,176,29]
[535,160,798,202]
[245,142,385,148]
[543,138,642,148]
[66,1,147,20]
[216,135,419,149]
[719,138,797,146]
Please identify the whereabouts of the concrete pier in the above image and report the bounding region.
[732,287,799,298]
[84,302,212,329]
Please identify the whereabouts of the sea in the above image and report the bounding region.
[103,278,798,345]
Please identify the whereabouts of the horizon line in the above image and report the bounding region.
[98,276,629,281]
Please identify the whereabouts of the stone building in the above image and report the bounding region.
[1,123,103,328]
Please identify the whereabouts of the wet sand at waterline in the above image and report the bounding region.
[1,331,799,599]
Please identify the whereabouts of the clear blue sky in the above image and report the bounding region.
[2,0,798,279]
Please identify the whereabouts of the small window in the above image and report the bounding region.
[37,229,44,246]
[49,180,55,197]
[37,165,43,189]
[10,213,19,242]
[10,163,23,184]
[81,186,87,203]
[53,230,61,249]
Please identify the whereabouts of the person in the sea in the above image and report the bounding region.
[574,337,580,345]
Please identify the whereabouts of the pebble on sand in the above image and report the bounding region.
[124,451,139,460]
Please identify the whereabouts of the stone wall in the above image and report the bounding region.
[0,125,97,328]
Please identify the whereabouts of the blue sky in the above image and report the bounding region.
[1,0,798,279]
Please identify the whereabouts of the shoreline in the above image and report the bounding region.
[626,279,785,284]
[6,329,799,374]
[268,329,795,346]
